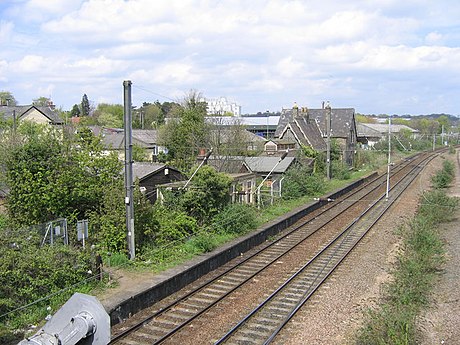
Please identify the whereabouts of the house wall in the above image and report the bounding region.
[21,109,51,125]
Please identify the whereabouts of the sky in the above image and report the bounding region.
[1,0,460,116]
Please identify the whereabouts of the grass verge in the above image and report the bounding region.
[355,188,458,345]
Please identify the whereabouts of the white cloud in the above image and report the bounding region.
[1,0,460,114]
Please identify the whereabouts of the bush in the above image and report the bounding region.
[331,160,351,180]
[212,203,257,235]
[282,165,325,199]
[431,159,455,189]
[188,233,219,253]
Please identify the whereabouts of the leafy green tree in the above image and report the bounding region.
[70,104,81,117]
[93,103,123,128]
[1,124,123,228]
[134,102,164,129]
[81,94,90,117]
[180,165,232,224]
[32,96,51,107]
[355,114,376,123]
[0,91,17,106]
[158,91,210,171]
[436,115,450,133]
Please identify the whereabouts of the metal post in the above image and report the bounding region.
[325,102,331,180]
[386,116,391,201]
[124,81,135,260]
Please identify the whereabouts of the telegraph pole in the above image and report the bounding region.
[325,101,331,180]
[123,81,135,260]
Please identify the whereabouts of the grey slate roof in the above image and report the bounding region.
[132,162,166,180]
[0,105,64,125]
[292,118,326,151]
[357,123,383,138]
[244,156,296,174]
[100,129,159,150]
[207,155,249,174]
[360,123,419,134]
[275,107,356,139]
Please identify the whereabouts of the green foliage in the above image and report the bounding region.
[81,94,90,117]
[133,182,158,251]
[356,190,457,344]
[1,124,124,239]
[282,165,325,199]
[187,233,219,253]
[132,144,149,162]
[152,204,198,246]
[93,103,124,128]
[331,160,351,180]
[70,104,81,117]
[32,96,51,107]
[158,91,210,171]
[431,159,455,189]
[180,165,232,223]
[134,102,165,129]
[0,91,17,106]
[212,203,258,235]
[0,229,93,328]
[300,144,318,158]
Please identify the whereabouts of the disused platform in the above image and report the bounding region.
[102,172,378,326]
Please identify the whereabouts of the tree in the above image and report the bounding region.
[158,91,210,171]
[70,104,81,117]
[32,96,51,107]
[81,94,90,117]
[179,165,232,224]
[93,103,123,128]
[0,91,17,106]
[1,124,123,228]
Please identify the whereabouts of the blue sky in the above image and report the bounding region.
[1,0,460,115]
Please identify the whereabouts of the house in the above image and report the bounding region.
[357,123,420,149]
[99,128,167,161]
[132,162,185,203]
[275,105,357,166]
[356,123,383,148]
[0,105,64,126]
[244,156,298,197]
[203,155,257,204]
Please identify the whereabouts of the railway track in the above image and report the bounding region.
[110,152,436,345]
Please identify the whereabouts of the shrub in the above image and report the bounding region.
[282,165,325,199]
[212,203,257,235]
[431,159,455,189]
